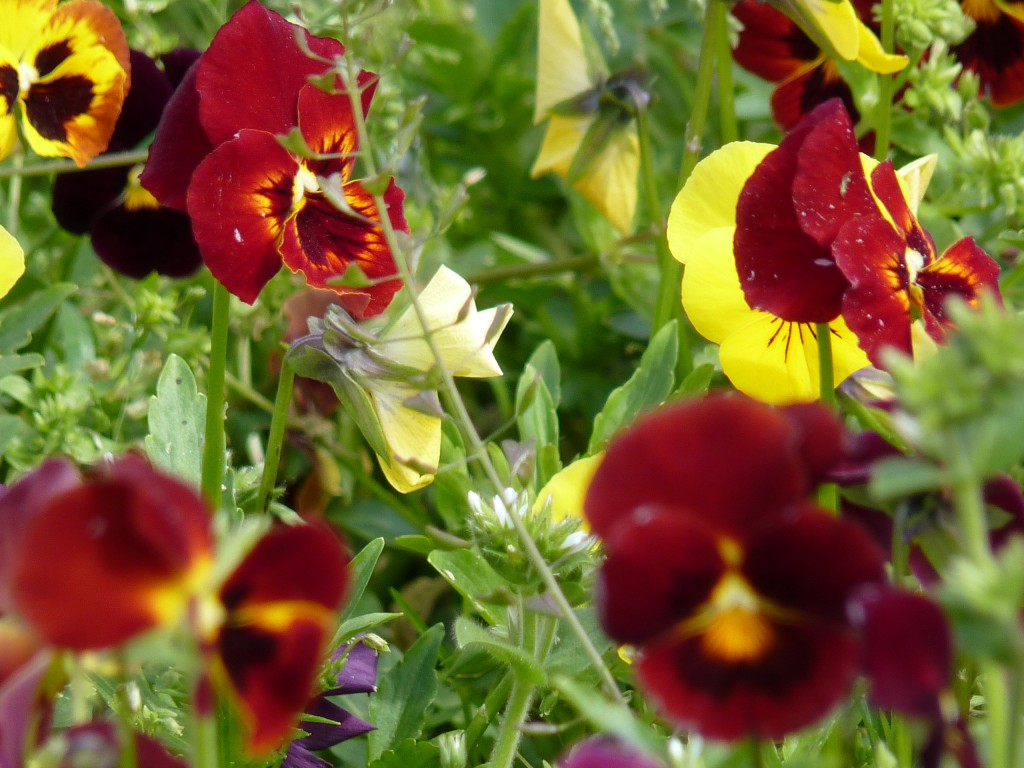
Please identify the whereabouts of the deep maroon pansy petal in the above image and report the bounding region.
[91,205,203,278]
[195,1,347,146]
[743,507,886,624]
[597,506,726,645]
[559,738,664,768]
[187,128,298,303]
[735,100,865,323]
[160,49,201,90]
[779,401,846,484]
[58,723,187,768]
[917,237,1002,340]
[585,395,813,540]
[51,165,130,234]
[851,590,951,718]
[732,1,821,81]
[107,50,173,152]
[951,13,1024,107]
[637,620,862,741]
[11,456,213,650]
[0,651,54,768]
[772,61,859,131]
[140,62,214,212]
[220,522,349,615]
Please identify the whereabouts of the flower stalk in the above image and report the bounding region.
[257,360,296,512]
[201,280,231,508]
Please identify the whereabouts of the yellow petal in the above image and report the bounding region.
[0,225,25,299]
[667,142,774,264]
[371,381,440,494]
[896,154,938,216]
[534,0,593,123]
[680,228,757,344]
[531,114,589,179]
[572,125,639,235]
[719,316,868,405]
[854,22,908,74]
[0,112,16,162]
[379,265,511,378]
[795,0,860,60]
[0,0,55,59]
[995,0,1024,24]
[532,452,604,526]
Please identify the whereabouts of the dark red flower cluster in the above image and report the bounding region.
[141,1,407,315]
[736,99,1001,367]
[1,455,349,757]
[585,394,887,739]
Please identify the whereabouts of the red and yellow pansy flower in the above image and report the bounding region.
[141,1,405,315]
[951,0,1024,106]
[0,0,130,166]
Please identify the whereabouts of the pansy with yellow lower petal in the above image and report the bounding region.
[0,0,130,166]
[667,140,869,404]
[951,0,1024,106]
[289,266,513,493]
[531,0,643,235]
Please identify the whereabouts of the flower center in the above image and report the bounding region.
[17,61,39,95]
[124,165,160,211]
[698,570,776,663]
[292,163,321,210]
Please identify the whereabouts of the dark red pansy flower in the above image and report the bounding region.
[585,394,886,741]
[558,738,665,768]
[52,49,203,279]
[49,722,186,768]
[951,0,1024,107]
[734,99,877,324]
[732,0,860,130]
[832,159,1001,365]
[5,455,350,757]
[140,1,406,315]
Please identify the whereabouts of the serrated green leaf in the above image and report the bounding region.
[340,538,385,622]
[368,624,444,760]
[368,738,440,768]
[0,283,76,353]
[454,616,545,684]
[589,321,677,452]
[144,355,206,485]
[428,548,509,626]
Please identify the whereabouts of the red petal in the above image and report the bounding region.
[195,1,347,145]
[743,507,885,624]
[852,590,951,718]
[779,402,846,483]
[834,215,915,366]
[140,63,213,212]
[918,237,1002,341]
[584,395,814,541]
[731,2,820,82]
[951,15,1024,107]
[91,206,203,279]
[637,621,861,740]
[187,129,297,304]
[771,62,859,131]
[220,522,349,614]
[735,100,859,323]
[12,457,213,650]
[597,507,725,645]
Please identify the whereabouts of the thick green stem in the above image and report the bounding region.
[677,0,719,188]
[192,710,219,768]
[816,323,836,408]
[5,154,23,235]
[257,362,296,512]
[341,55,625,704]
[0,148,149,180]
[466,254,598,286]
[984,663,1010,768]
[713,0,738,144]
[949,469,993,569]
[873,0,896,159]
[465,672,514,757]
[201,281,231,508]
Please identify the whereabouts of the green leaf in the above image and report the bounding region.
[368,738,440,768]
[335,612,402,641]
[368,624,445,760]
[589,321,678,452]
[428,548,510,626]
[144,355,206,485]
[454,616,545,684]
[675,361,714,398]
[341,538,385,622]
[0,353,43,379]
[554,675,665,758]
[868,456,943,500]
[524,340,561,408]
[515,361,561,487]
[0,283,76,353]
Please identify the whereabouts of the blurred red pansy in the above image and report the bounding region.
[140,1,406,315]
[951,0,1024,107]
[585,395,886,741]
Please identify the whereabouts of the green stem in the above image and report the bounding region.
[949,466,993,569]
[677,0,719,188]
[0,148,149,180]
[873,0,896,159]
[465,672,514,757]
[192,710,218,768]
[257,362,296,512]
[713,0,738,144]
[466,255,598,286]
[984,663,1009,768]
[816,322,836,408]
[201,281,231,508]
[5,153,23,235]
[341,54,625,705]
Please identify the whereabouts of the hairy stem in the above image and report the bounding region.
[201,281,231,508]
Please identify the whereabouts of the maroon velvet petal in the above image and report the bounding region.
[771,62,859,132]
[140,62,214,212]
[779,402,846,484]
[195,1,346,145]
[596,506,726,645]
[51,165,130,234]
[792,101,877,246]
[851,589,951,718]
[559,738,664,768]
[160,49,201,90]
[834,215,915,366]
[637,621,861,741]
[91,205,203,279]
[743,507,886,624]
[951,14,1024,107]
[585,395,812,541]
[731,1,820,82]
[220,522,349,614]
[917,237,1002,342]
[734,101,852,323]
[108,50,173,152]
[187,129,297,304]
[59,723,187,768]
